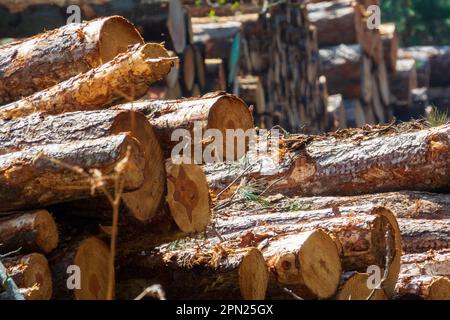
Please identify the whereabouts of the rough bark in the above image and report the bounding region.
[0,43,174,120]
[0,16,143,105]
[399,219,449,253]
[115,91,254,160]
[2,253,52,300]
[393,275,450,300]
[335,271,388,300]
[118,246,268,300]
[401,249,450,277]
[0,134,145,212]
[0,210,58,254]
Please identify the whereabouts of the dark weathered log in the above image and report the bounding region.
[2,253,52,300]
[0,43,174,120]
[118,246,268,300]
[335,272,388,300]
[0,16,143,106]
[0,134,145,212]
[0,210,58,254]
[393,275,450,300]
[0,109,165,223]
[401,249,450,277]
[116,92,254,161]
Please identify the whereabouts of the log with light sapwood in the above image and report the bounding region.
[209,205,401,296]
[116,92,254,160]
[204,58,227,92]
[119,246,268,300]
[0,134,145,212]
[0,43,174,120]
[393,275,450,300]
[0,210,58,255]
[263,230,342,300]
[335,271,388,300]
[399,218,449,253]
[326,94,347,131]
[401,249,450,277]
[319,44,372,101]
[306,0,366,48]
[1,253,52,300]
[379,23,398,73]
[206,123,450,199]
[389,58,418,106]
[49,235,110,300]
[0,16,143,105]
[0,109,165,223]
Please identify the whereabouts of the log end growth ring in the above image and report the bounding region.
[34,209,59,254]
[238,248,269,300]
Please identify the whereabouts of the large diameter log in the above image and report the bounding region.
[335,272,388,300]
[2,253,52,300]
[379,23,398,73]
[307,0,365,48]
[0,43,174,120]
[0,210,58,254]
[207,124,450,197]
[49,236,110,300]
[119,246,268,300]
[264,230,342,300]
[401,250,450,277]
[116,92,254,161]
[0,16,143,105]
[0,134,145,212]
[0,110,165,223]
[393,275,450,300]
[399,219,449,253]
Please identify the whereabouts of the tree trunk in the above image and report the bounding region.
[49,235,111,300]
[379,23,398,73]
[401,249,450,277]
[0,134,145,212]
[399,219,449,253]
[118,246,268,300]
[0,109,165,223]
[393,275,450,300]
[0,43,174,120]
[0,210,58,255]
[116,92,254,161]
[2,253,52,300]
[0,16,143,105]
[335,272,388,300]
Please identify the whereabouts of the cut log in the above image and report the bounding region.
[389,59,417,106]
[204,58,227,92]
[118,246,268,300]
[379,23,398,73]
[399,219,449,253]
[0,43,174,120]
[393,275,450,300]
[0,134,145,212]
[180,44,196,94]
[0,210,58,254]
[209,205,401,296]
[307,0,365,48]
[376,60,391,107]
[116,92,254,161]
[2,253,52,300]
[238,75,266,119]
[401,250,450,277]
[49,235,110,300]
[398,47,432,88]
[0,16,143,105]
[0,109,166,223]
[193,44,206,92]
[264,230,342,300]
[326,94,347,131]
[165,51,180,89]
[335,272,388,300]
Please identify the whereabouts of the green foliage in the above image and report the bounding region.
[426,106,448,127]
[380,0,450,46]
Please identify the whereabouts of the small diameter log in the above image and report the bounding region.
[204,58,227,92]
[0,210,58,254]
[401,250,450,277]
[379,23,398,73]
[2,253,52,300]
[393,275,450,300]
[0,109,165,223]
[0,16,143,105]
[389,58,418,106]
[335,272,388,300]
[399,219,449,253]
[119,246,268,300]
[0,134,145,212]
[264,230,342,300]
[116,92,254,161]
[0,43,174,120]
[49,236,110,300]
